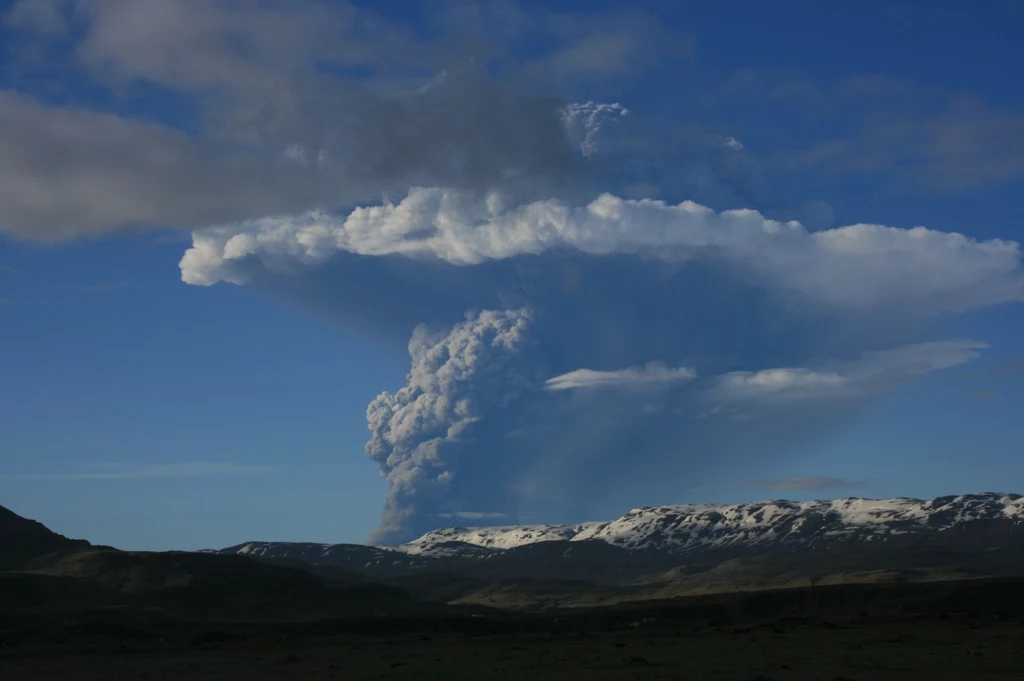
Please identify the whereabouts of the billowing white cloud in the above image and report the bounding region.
[544,362,696,391]
[181,188,1024,315]
[713,340,988,402]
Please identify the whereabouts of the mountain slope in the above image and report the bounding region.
[0,504,418,623]
[0,505,90,569]
[25,546,415,620]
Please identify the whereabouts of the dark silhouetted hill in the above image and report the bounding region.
[0,505,90,570]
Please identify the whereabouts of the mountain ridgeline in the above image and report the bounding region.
[5,493,1024,622]
[0,505,90,570]
[0,505,415,623]
[222,493,1024,583]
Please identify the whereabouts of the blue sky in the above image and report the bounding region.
[1,0,1023,549]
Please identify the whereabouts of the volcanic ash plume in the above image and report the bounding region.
[177,87,1024,544]
[364,308,543,544]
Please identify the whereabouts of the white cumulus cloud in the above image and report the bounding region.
[181,188,1024,316]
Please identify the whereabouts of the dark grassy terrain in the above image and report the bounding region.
[378,544,1024,609]
[5,573,1024,679]
[4,601,1024,679]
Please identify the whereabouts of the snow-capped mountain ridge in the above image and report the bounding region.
[217,494,1024,579]
[394,493,1024,555]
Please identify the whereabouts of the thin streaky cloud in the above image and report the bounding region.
[545,363,697,391]
[8,462,275,480]
[437,511,512,520]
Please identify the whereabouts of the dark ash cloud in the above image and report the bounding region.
[0,72,579,240]
[0,0,691,241]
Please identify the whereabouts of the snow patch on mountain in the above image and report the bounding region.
[393,523,602,554]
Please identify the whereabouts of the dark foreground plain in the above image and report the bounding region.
[3,608,1024,680]
[5,577,1024,681]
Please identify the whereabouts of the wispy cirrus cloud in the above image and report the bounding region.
[9,462,275,480]
[545,362,696,391]
[711,340,989,403]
